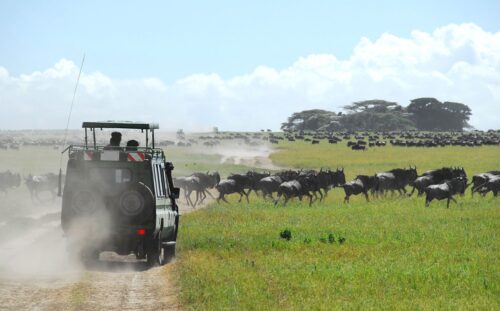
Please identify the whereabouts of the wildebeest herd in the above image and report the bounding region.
[174,167,499,208]
[0,170,61,201]
[1,167,498,208]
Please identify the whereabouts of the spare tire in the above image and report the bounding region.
[71,188,104,215]
[116,182,154,223]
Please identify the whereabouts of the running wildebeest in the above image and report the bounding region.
[215,179,249,203]
[410,167,466,196]
[471,175,500,197]
[245,171,270,195]
[0,170,21,195]
[424,177,468,208]
[25,173,61,201]
[470,171,500,196]
[274,175,316,206]
[325,168,346,196]
[299,168,346,202]
[227,171,270,200]
[256,175,283,200]
[182,172,220,207]
[256,170,299,200]
[342,175,377,203]
[373,166,418,196]
[173,176,191,205]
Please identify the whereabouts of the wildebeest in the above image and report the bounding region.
[228,171,270,198]
[351,144,366,151]
[256,175,283,200]
[256,170,299,200]
[180,172,220,207]
[25,173,61,201]
[342,175,376,203]
[424,177,468,208]
[373,166,418,196]
[0,170,21,194]
[274,175,316,206]
[215,179,249,203]
[472,175,500,197]
[173,176,191,204]
[410,167,466,196]
[302,168,345,201]
[470,171,500,196]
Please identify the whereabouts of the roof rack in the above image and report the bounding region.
[82,121,159,130]
[81,121,159,149]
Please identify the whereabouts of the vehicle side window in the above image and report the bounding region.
[160,166,169,195]
[153,163,168,198]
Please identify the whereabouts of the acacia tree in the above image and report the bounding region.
[280,109,340,132]
[407,98,471,131]
[340,99,415,131]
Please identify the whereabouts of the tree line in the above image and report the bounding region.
[280,98,472,132]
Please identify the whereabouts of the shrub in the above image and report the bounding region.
[280,229,292,241]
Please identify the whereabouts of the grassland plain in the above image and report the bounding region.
[175,142,500,310]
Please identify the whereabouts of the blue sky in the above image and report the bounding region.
[0,1,499,130]
[1,0,499,82]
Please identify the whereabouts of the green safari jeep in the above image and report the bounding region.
[61,121,180,266]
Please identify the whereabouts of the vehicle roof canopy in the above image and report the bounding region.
[82,121,159,130]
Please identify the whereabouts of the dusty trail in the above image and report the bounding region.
[0,198,203,311]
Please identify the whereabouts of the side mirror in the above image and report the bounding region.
[172,187,180,199]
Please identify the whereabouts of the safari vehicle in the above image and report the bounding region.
[61,121,180,266]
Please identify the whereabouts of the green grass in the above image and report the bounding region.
[175,141,500,310]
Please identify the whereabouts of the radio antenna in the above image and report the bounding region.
[58,53,85,196]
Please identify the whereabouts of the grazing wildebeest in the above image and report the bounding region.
[274,175,316,206]
[351,144,366,151]
[215,179,249,203]
[373,166,418,196]
[424,177,468,208]
[470,171,500,196]
[410,167,466,196]
[0,170,21,194]
[183,172,220,207]
[342,175,376,203]
[25,173,61,201]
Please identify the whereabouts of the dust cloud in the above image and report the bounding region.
[195,142,281,170]
[0,196,82,281]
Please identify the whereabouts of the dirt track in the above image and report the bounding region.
[0,199,201,311]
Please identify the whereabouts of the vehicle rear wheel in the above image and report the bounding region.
[163,243,176,263]
[146,234,165,266]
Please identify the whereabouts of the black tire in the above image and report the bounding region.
[147,234,165,267]
[163,243,176,263]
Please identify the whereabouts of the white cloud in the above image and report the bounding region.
[0,23,499,131]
